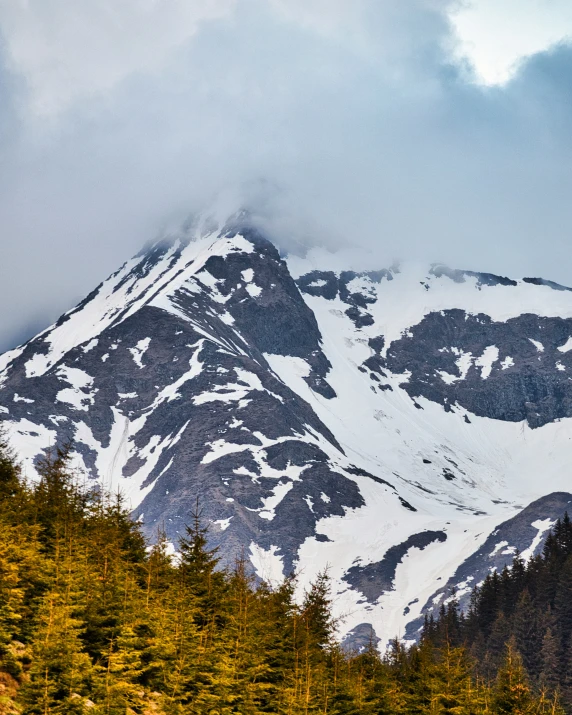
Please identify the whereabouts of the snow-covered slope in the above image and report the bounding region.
[403,491,572,640]
[2,214,572,647]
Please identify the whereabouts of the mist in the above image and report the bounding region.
[0,0,571,351]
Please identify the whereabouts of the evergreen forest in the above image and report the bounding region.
[0,430,568,714]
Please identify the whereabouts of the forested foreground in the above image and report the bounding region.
[0,433,565,714]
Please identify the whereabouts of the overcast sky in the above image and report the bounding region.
[0,0,571,351]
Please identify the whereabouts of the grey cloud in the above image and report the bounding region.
[0,0,571,350]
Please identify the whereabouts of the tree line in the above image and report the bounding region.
[423,511,572,712]
[0,430,565,713]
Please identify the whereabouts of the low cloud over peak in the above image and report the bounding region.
[0,0,571,350]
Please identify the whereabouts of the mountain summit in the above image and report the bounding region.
[3,215,572,645]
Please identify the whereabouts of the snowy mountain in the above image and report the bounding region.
[3,213,572,647]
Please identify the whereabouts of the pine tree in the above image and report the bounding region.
[503,556,526,619]
[0,524,45,682]
[255,574,299,712]
[492,641,535,715]
[178,499,226,628]
[426,641,484,714]
[483,612,511,681]
[92,620,150,714]
[474,571,502,639]
[226,556,273,710]
[141,571,200,709]
[554,554,572,660]
[0,429,25,511]
[297,569,336,713]
[79,489,146,664]
[355,635,406,714]
[539,627,560,696]
[20,543,92,714]
[189,555,271,715]
[513,590,542,681]
[383,638,410,713]
[32,443,88,552]
[558,632,572,708]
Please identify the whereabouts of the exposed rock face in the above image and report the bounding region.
[3,215,572,645]
[384,310,572,428]
[295,265,572,429]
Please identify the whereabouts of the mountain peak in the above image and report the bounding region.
[3,222,572,647]
[5,220,266,380]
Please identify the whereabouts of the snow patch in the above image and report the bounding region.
[214,517,233,531]
[201,439,251,465]
[13,394,34,404]
[193,367,279,406]
[346,275,377,299]
[558,337,572,353]
[249,543,285,585]
[437,348,475,384]
[72,409,150,507]
[520,518,556,562]
[304,495,315,513]
[4,419,57,479]
[489,540,509,557]
[258,481,294,521]
[454,350,474,380]
[438,371,458,385]
[197,270,219,289]
[529,339,544,353]
[83,339,98,353]
[55,367,96,411]
[25,353,50,378]
[475,345,499,379]
[0,347,24,383]
[150,341,204,406]
[129,338,151,368]
[246,283,263,298]
[57,366,93,390]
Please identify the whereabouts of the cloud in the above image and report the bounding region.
[0,0,236,115]
[451,0,572,85]
[0,1,571,351]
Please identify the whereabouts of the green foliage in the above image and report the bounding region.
[0,433,570,714]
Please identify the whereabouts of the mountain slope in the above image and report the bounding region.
[2,215,572,646]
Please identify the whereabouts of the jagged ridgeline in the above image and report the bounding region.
[0,435,567,714]
[3,214,572,646]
